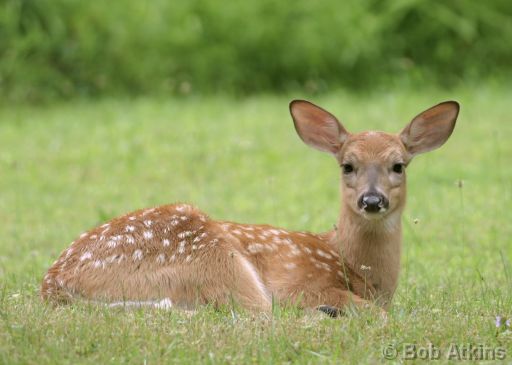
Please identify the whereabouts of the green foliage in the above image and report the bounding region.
[2,0,512,101]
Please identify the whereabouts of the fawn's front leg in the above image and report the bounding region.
[306,287,385,318]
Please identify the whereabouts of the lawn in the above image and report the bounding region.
[0,88,511,364]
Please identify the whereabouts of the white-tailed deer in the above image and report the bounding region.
[41,100,459,315]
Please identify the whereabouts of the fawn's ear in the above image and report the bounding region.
[400,101,459,157]
[289,100,349,155]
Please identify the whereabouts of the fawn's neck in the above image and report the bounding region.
[334,206,403,304]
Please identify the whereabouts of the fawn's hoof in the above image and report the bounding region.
[317,305,341,318]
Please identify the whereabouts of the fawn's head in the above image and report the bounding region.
[290,100,459,221]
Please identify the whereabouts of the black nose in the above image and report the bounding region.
[358,193,389,213]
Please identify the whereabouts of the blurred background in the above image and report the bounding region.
[2,0,511,102]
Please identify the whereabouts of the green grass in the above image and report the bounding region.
[1,88,511,364]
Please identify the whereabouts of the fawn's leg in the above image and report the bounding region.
[99,246,273,312]
[298,287,384,317]
[208,250,272,312]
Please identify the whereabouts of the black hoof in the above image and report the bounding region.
[317,305,341,318]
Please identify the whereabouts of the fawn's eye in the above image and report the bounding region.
[342,163,354,174]
[392,163,404,174]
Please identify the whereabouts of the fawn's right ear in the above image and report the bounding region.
[289,100,349,155]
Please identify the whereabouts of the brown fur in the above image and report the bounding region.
[290,100,459,306]
[41,99,458,313]
[41,204,375,312]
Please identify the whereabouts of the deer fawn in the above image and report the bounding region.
[41,100,459,315]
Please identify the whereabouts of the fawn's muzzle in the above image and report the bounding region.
[358,192,389,213]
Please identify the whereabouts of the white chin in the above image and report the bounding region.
[360,210,388,220]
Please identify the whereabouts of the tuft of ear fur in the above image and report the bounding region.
[400,101,459,157]
[289,100,349,155]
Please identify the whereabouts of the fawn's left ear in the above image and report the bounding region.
[289,100,349,155]
[400,101,459,157]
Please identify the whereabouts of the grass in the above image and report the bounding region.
[0,87,511,364]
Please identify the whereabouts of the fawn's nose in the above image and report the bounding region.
[358,192,389,213]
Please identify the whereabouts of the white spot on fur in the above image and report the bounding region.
[289,246,301,257]
[329,250,339,257]
[245,233,255,239]
[316,249,332,259]
[162,239,170,247]
[260,231,271,238]
[90,234,97,240]
[272,236,282,245]
[232,229,242,235]
[156,254,165,264]
[65,248,74,258]
[177,231,192,239]
[185,255,192,262]
[144,220,153,227]
[80,252,92,261]
[282,238,294,246]
[284,262,296,270]
[133,250,143,261]
[178,241,186,254]
[79,232,88,239]
[105,255,118,264]
[128,216,136,221]
[247,243,265,254]
[142,208,155,216]
[143,231,153,240]
[107,240,118,248]
[126,235,135,244]
[93,260,104,269]
[126,225,135,232]
[304,247,312,254]
[313,261,331,271]
[170,254,176,262]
